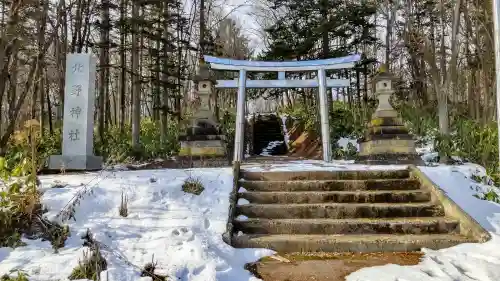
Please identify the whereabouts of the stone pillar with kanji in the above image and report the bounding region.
[48,53,103,171]
[356,65,422,164]
[178,62,226,159]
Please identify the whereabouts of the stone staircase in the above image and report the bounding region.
[231,169,474,253]
[253,116,287,156]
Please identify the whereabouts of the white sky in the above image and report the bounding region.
[182,0,265,55]
[185,0,388,60]
[215,0,387,59]
[218,0,265,54]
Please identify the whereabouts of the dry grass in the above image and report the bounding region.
[141,255,168,281]
[0,272,29,281]
[119,191,128,217]
[69,229,107,281]
[182,176,205,195]
[68,247,107,280]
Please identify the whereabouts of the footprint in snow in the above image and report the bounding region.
[192,265,206,276]
[215,262,230,272]
[151,191,161,202]
[170,227,194,243]
[204,218,211,229]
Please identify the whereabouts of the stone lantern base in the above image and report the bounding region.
[177,125,228,167]
[178,130,226,157]
[357,109,423,165]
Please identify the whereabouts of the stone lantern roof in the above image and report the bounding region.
[372,64,396,83]
[193,62,217,83]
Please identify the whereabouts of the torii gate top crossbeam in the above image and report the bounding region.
[204,54,361,71]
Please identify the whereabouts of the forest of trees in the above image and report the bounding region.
[0,0,251,163]
[0,0,499,173]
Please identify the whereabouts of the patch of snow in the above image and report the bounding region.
[237,198,250,205]
[337,138,359,151]
[421,151,439,163]
[420,151,465,165]
[347,164,500,281]
[238,187,247,193]
[260,141,284,156]
[280,115,290,149]
[416,143,434,155]
[236,215,249,221]
[242,160,407,172]
[0,168,273,281]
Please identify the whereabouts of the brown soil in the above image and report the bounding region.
[251,252,423,281]
[286,124,322,160]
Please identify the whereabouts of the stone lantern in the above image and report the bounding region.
[178,62,226,160]
[373,70,395,112]
[356,65,422,164]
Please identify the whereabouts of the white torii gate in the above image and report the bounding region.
[204,54,361,163]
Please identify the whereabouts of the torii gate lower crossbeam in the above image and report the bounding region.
[204,54,362,163]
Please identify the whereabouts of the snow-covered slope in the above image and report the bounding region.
[347,163,500,281]
[0,168,272,281]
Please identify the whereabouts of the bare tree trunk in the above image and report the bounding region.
[56,0,67,122]
[160,1,170,143]
[385,0,396,67]
[198,0,206,63]
[99,0,110,142]
[119,0,127,131]
[131,0,141,152]
[465,0,476,118]
[175,2,183,122]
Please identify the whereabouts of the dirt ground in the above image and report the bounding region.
[249,252,423,281]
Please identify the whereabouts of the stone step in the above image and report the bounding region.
[254,137,284,142]
[254,140,284,144]
[254,142,285,148]
[238,190,431,204]
[231,234,474,253]
[236,203,444,219]
[233,217,460,235]
[254,132,282,137]
[363,133,414,141]
[240,179,421,192]
[241,170,410,181]
[254,129,282,133]
[368,125,409,135]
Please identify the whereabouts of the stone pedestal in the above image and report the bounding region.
[357,67,422,165]
[179,135,225,157]
[48,155,103,171]
[49,53,103,171]
[178,63,226,159]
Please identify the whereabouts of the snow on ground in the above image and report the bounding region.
[337,137,359,151]
[259,141,284,156]
[346,162,500,281]
[280,115,290,149]
[0,168,272,281]
[243,159,408,172]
